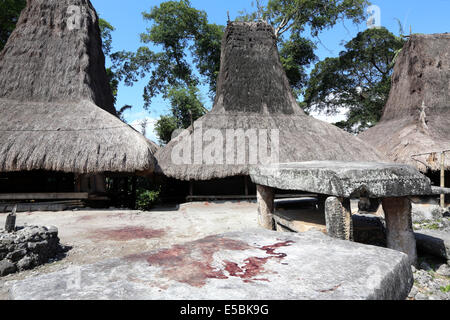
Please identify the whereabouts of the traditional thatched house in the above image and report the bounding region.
[360,34,450,191]
[155,22,385,199]
[0,0,157,200]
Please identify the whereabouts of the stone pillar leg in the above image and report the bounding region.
[382,197,417,266]
[325,197,353,240]
[256,185,275,230]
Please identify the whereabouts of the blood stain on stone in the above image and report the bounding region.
[76,215,95,222]
[133,236,294,287]
[92,226,166,241]
[222,241,294,283]
[319,284,342,293]
[142,236,250,287]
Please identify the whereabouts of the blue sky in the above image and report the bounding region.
[90,0,450,140]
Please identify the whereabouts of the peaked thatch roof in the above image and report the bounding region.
[0,0,157,174]
[155,22,385,181]
[360,33,450,172]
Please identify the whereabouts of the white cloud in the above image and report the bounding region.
[309,106,349,124]
[129,117,159,143]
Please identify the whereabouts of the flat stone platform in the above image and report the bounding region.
[6,229,413,300]
[250,161,433,198]
[250,161,435,265]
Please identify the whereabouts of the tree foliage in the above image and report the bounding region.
[304,27,405,133]
[110,0,224,143]
[238,0,369,38]
[98,18,121,108]
[99,18,115,56]
[154,86,206,144]
[0,0,26,51]
[112,0,224,107]
[279,33,317,97]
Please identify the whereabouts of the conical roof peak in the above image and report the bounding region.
[0,0,115,114]
[360,33,450,171]
[212,21,303,115]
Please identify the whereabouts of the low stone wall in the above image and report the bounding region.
[0,226,60,277]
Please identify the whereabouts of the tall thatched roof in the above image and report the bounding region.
[155,22,385,181]
[360,33,450,172]
[0,0,157,174]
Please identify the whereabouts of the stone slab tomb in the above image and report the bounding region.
[250,161,437,265]
[6,229,413,300]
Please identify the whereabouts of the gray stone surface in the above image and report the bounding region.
[415,230,450,260]
[382,197,417,266]
[250,161,432,198]
[436,264,450,277]
[0,260,16,276]
[324,197,353,240]
[6,229,413,300]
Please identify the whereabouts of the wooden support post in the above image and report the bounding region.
[131,176,137,209]
[382,197,418,266]
[74,174,81,192]
[189,181,194,197]
[244,176,249,196]
[324,197,353,240]
[256,185,275,230]
[441,152,445,208]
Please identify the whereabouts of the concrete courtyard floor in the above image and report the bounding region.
[0,201,261,299]
[2,200,448,300]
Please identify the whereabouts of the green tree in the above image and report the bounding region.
[0,0,26,51]
[238,0,369,38]
[112,0,223,107]
[155,86,206,144]
[279,33,317,97]
[111,0,222,142]
[98,18,121,108]
[99,18,115,56]
[155,116,179,145]
[304,27,405,133]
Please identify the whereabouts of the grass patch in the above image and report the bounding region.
[423,223,440,230]
[440,285,450,293]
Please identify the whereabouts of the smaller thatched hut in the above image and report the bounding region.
[360,33,450,173]
[0,0,157,199]
[155,22,385,199]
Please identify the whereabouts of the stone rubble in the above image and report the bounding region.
[409,210,450,300]
[409,261,450,300]
[0,225,60,277]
